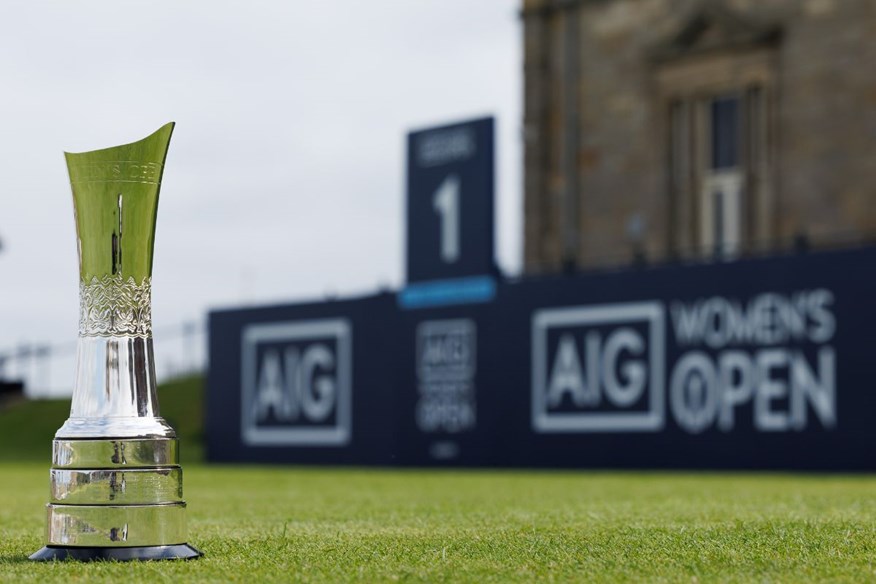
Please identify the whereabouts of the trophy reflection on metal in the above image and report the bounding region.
[30,123,202,561]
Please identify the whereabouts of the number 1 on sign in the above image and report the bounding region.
[433,174,460,263]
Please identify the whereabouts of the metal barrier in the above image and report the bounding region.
[0,320,206,399]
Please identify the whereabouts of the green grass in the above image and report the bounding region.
[1,379,875,581]
[2,467,876,582]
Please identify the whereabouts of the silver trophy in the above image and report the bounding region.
[30,123,202,561]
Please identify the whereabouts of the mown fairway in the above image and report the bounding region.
[1,465,875,582]
[1,378,874,582]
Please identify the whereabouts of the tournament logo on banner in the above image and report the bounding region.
[532,290,836,435]
[416,319,477,434]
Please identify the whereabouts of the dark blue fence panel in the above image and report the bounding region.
[206,247,876,470]
[206,293,398,464]
[490,247,876,470]
[394,302,500,466]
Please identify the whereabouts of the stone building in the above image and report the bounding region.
[522,0,876,273]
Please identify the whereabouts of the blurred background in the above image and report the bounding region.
[0,1,522,397]
[1,0,875,470]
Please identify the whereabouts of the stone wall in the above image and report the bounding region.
[522,0,876,273]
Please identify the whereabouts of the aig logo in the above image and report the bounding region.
[532,303,665,432]
[241,319,352,446]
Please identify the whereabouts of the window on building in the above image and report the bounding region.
[656,6,780,261]
[668,90,766,260]
[703,94,743,259]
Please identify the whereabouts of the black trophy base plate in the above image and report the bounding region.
[29,543,203,562]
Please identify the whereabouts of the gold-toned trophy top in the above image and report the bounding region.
[66,122,174,283]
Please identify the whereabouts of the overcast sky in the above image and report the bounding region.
[0,1,522,373]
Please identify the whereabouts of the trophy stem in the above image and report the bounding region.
[56,336,174,438]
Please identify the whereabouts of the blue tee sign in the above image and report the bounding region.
[406,117,495,283]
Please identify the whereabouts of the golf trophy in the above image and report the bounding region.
[30,123,202,561]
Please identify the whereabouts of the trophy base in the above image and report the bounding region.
[29,543,202,562]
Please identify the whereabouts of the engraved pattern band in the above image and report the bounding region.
[79,274,152,338]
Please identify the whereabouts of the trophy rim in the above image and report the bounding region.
[63,121,175,157]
